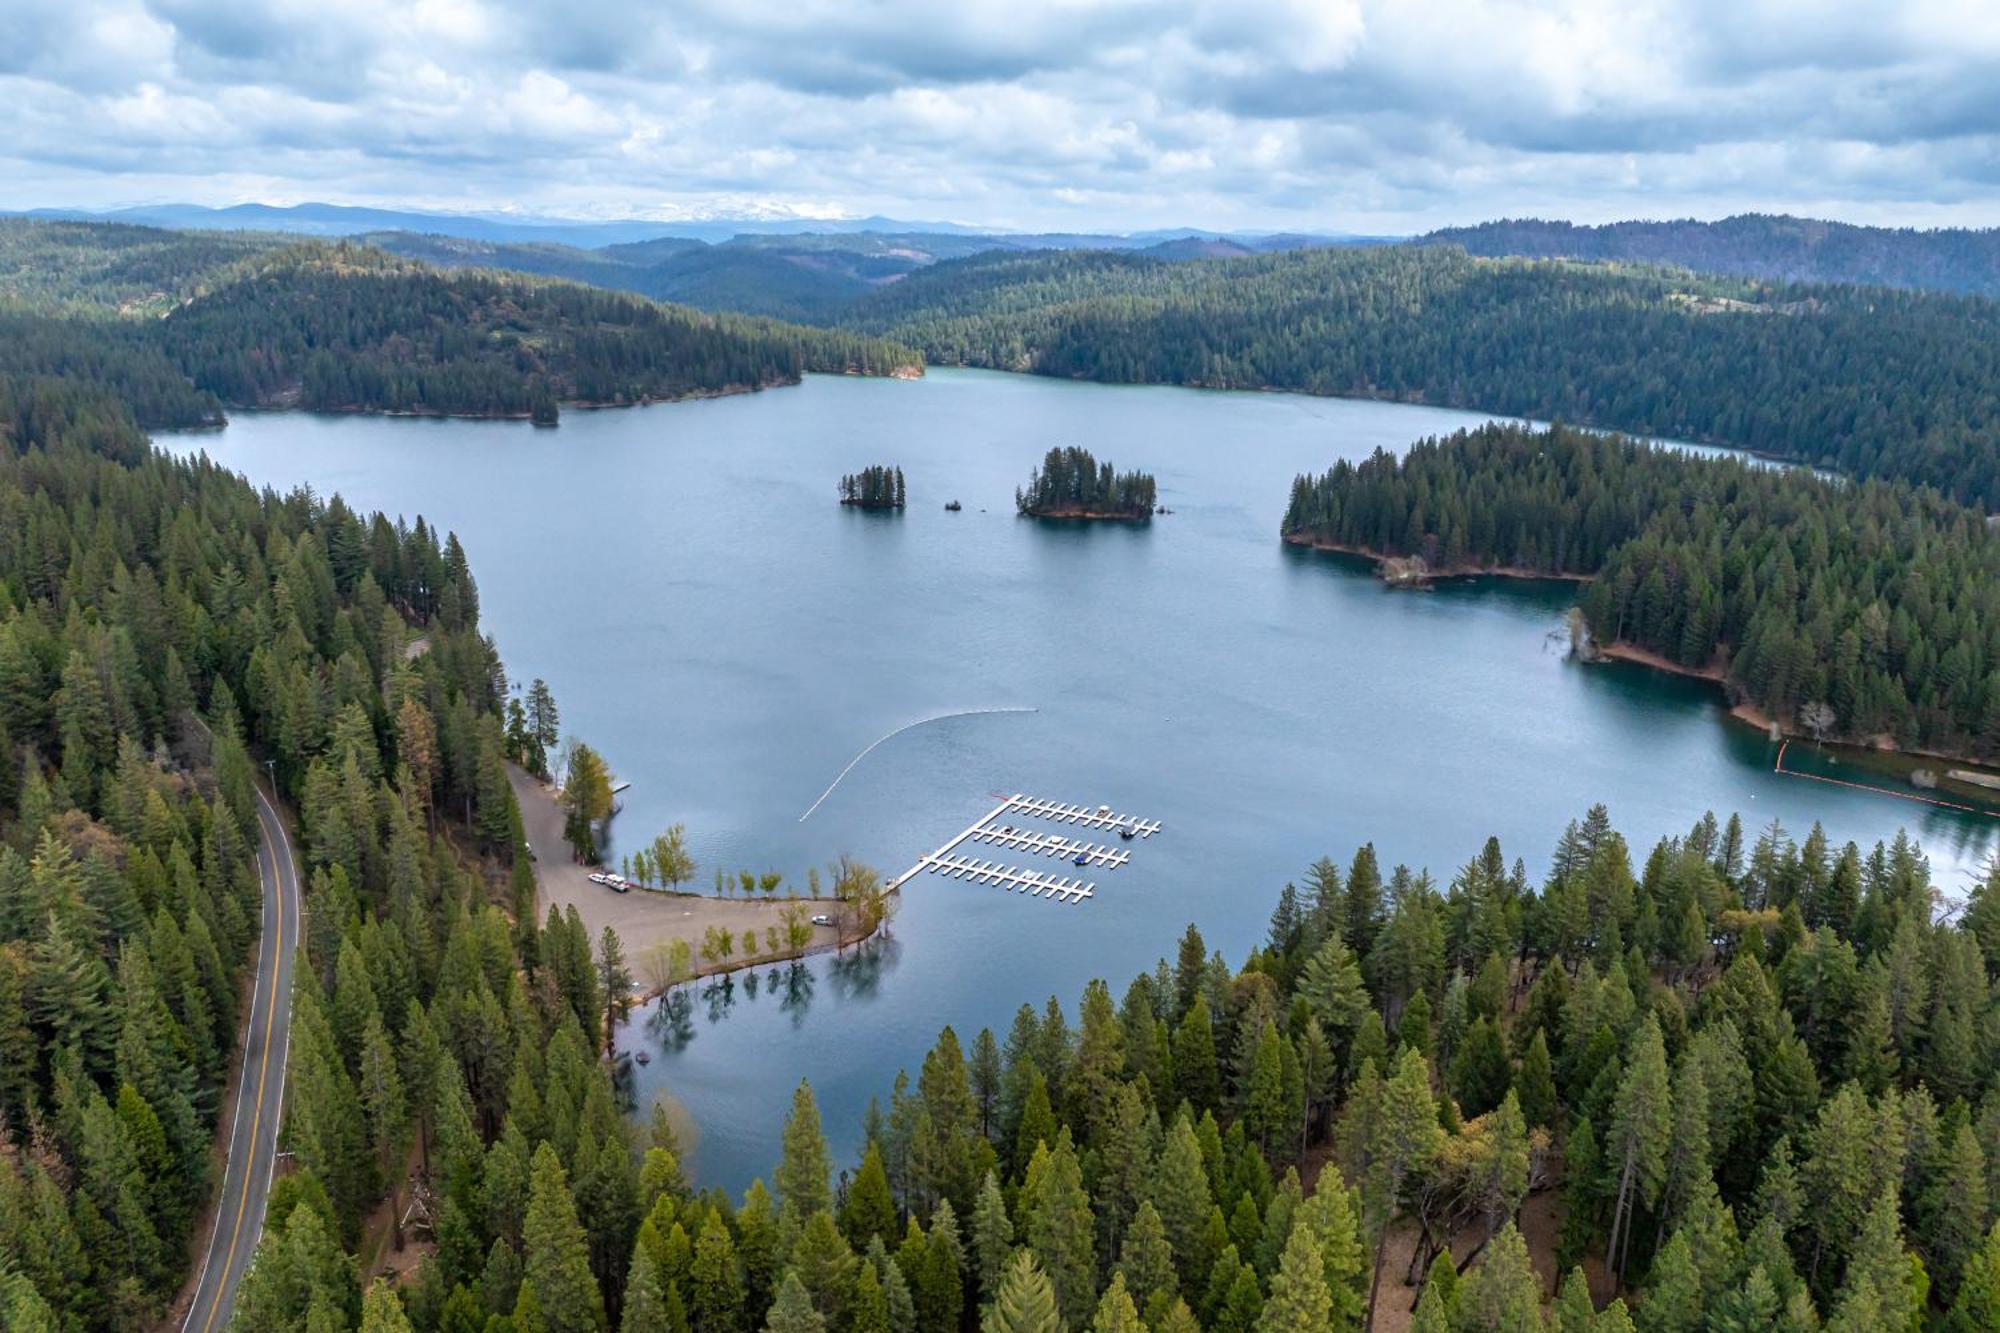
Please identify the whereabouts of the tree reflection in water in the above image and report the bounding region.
[646,988,697,1051]
[633,935,903,1056]
[827,934,900,1001]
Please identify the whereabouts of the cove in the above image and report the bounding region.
[157,367,1996,1194]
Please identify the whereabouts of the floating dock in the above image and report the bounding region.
[887,793,1162,902]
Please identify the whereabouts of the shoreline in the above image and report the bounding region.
[930,360,1808,470]
[1281,532,1593,583]
[506,764,890,1010]
[1020,508,1153,522]
[1290,534,2000,779]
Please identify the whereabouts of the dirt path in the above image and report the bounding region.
[507,765,839,976]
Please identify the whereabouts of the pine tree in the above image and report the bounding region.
[1455,1222,1543,1333]
[848,1261,891,1333]
[1117,1197,1175,1315]
[1516,1029,1559,1131]
[1605,1016,1671,1280]
[1259,1223,1331,1331]
[1150,1114,1214,1283]
[841,1142,899,1251]
[1826,1187,1919,1332]
[972,1171,1014,1302]
[1942,1221,2000,1332]
[690,1208,746,1333]
[1173,994,1221,1114]
[1091,1272,1145,1332]
[1023,1134,1096,1326]
[766,1272,827,1332]
[1637,1231,1700,1333]
[792,1209,859,1323]
[984,1250,1062,1333]
[619,1246,676,1333]
[777,1080,833,1221]
[1362,1048,1443,1326]
[523,1143,606,1333]
[361,1280,416,1333]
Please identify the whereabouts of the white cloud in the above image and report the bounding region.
[0,0,1996,230]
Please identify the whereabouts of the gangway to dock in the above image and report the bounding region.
[885,792,1162,900]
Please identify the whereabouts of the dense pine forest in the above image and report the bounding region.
[1421,214,2000,298]
[1282,424,2000,760]
[0,364,543,1327]
[0,221,920,427]
[1016,447,1158,519]
[840,467,906,509]
[842,245,2000,508]
[12,216,2000,1333]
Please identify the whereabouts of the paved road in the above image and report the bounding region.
[181,777,301,1333]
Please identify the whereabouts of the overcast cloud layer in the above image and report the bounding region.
[4,0,2000,232]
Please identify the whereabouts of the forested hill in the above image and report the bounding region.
[0,221,919,427]
[1422,214,2000,297]
[1284,424,2000,758]
[841,245,2000,508]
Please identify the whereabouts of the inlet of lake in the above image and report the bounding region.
[159,368,1997,1194]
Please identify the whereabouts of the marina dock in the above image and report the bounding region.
[888,792,1162,903]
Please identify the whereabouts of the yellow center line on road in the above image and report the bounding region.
[199,791,286,1333]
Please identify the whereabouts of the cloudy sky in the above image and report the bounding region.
[4,0,1999,233]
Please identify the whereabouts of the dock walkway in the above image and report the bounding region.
[888,792,1161,903]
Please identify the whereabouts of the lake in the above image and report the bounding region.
[158,368,1996,1193]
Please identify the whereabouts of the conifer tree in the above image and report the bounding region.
[765,1273,827,1333]
[690,1208,746,1333]
[777,1080,833,1221]
[1258,1224,1331,1331]
[1362,1047,1443,1328]
[1454,1222,1543,1333]
[524,1143,607,1333]
[841,1142,899,1250]
[1605,1016,1671,1280]
[984,1250,1063,1333]
[1023,1134,1096,1326]
[1090,1272,1145,1332]
[972,1170,1014,1302]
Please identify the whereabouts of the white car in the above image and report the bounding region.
[811,914,833,927]
[587,872,610,885]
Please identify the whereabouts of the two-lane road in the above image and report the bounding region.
[182,777,301,1333]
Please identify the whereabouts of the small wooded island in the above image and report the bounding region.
[839,464,906,509]
[1015,445,1157,519]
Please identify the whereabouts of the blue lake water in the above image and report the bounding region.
[159,368,1996,1193]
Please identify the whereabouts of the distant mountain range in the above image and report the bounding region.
[17,203,1998,314]
[346,224,1368,323]
[1420,214,2000,297]
[9,201,1365,252]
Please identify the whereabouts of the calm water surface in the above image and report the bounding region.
[159,369,1996,1192]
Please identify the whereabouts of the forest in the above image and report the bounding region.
[1282,424,2000,759]
[840,245,2000,508]
[1016,447,1158,519]
[0,363,540,1327]
[1421,214,2000,298]
[840,467,906,510]
[0,222,920,427]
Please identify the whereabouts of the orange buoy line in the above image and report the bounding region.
[1771,740,2000,818]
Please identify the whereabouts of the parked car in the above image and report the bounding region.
[587,872,610,885]
[811,914,833,927]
